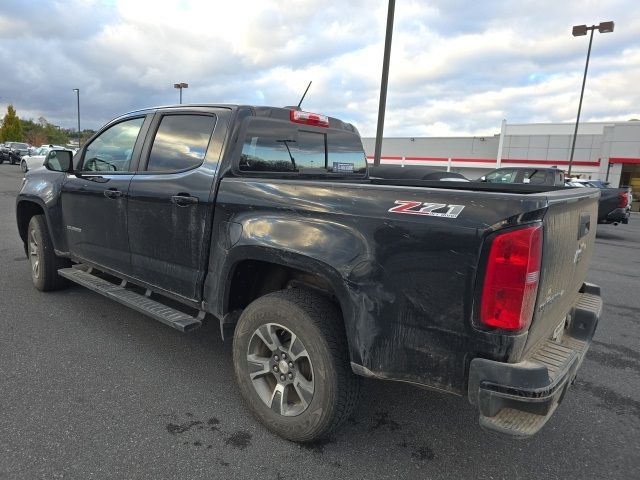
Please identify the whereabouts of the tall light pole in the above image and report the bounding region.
[373,0,395,167]
[568,21,614,177]
[72,88,81,147]
[173,82,188,104]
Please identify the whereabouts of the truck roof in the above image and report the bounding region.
[118,104,358,134]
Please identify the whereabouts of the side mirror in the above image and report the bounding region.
[44,150,74,173]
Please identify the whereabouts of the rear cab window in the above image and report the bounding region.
[238,118,367,176]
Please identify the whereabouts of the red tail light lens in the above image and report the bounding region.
[619,191,629,208]
[480,225,542,331]
[290,109,329,128]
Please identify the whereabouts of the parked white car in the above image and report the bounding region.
[20,145,70,173]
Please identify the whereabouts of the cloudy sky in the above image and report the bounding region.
[1,0,639,137]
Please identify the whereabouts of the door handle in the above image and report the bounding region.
[171,194,199,206]
[104,189,123,199]
[578,213,591,240]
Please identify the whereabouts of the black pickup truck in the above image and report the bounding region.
[16,105,602,442]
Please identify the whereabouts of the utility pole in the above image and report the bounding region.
[73,89,81,147]
[373,0,395,167]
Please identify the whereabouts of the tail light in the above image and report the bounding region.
[290,109,329,128]
[480,225,543,331]
[618,191,629,208]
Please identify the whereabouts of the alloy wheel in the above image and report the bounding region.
[246,323,315,416]
[29,229,40,280]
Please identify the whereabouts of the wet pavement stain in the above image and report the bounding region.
[369,411,401,432]
[411,446,435,461]
[225,431,251,450]
[575,380,640,419]
[593,340,640,362]
[397,440,436,462]
[586,348,640,373]
[300,437,334,454]
[207,417,221,431]
[166,420,203,435]
[346,415,361,425]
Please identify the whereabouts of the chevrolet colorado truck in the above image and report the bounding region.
[16,105,602,442]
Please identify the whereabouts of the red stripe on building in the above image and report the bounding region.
[366,156,600,166]
[502,158,600,167]
[609,157,640,165]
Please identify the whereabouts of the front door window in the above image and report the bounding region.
[83,117,145,172]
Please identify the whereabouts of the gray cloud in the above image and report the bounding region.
[0,0,638,137]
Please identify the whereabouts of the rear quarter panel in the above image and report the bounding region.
[206,177,550,393]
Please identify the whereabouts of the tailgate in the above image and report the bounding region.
[522,188,599,357]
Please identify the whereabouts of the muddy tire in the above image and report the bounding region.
[232,288,360,442]
[27,215,70,291]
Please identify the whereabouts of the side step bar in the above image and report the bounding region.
[58,268,204,332]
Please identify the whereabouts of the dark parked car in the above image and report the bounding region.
[17,104,601,442]
[479,167,565,186]
[369,165,469,181]
[0,141,30,165]
[567,179,631,225]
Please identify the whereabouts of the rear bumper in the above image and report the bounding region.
[468,283,602,437]
[603,208,630,224]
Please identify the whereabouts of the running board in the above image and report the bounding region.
[58,268,204,332]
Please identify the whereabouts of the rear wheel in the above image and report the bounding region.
[232,288,360,442]
[27,215,70,291]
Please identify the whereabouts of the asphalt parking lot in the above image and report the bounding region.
[0,164,638,480]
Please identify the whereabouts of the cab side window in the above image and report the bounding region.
[146,115,216,172]
[485,169,516,183]
[83,117,145,172]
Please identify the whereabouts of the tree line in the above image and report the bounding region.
[0,105,95,146]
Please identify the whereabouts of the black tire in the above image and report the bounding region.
[232,288,360,442]
[20,160,28,173]
[27,215,70,291]
[10,156,16,165]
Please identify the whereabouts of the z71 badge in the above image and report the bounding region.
[389,200,465,218]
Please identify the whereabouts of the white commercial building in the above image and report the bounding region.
[362,120,640,198]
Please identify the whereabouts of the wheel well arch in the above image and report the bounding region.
[16,200,45,245]
[222,256,358,356]
[226,258,342,314]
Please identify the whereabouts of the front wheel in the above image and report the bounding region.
[232,288,360,442]
[27,215,70,291]
[20,160,28,173]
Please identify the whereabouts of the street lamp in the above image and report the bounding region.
[568,21,614,177]
[173,82,189,104]
[72,88,81,147]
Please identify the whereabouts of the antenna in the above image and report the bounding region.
[297,81,312,109]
